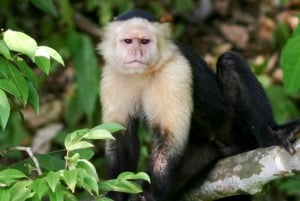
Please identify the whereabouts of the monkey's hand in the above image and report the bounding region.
[269,119,300,154]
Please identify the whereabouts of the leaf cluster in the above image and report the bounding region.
[0,30,64,130]
[0,123,150,201]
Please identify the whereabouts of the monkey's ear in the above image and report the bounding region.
[154,22,172,40]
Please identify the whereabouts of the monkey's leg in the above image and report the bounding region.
[139,127,184,201]
[216,52,296,153]
[106,119,140,201]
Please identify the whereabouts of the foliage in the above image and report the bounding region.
[280,15,300,94]
[0,29,64,130]
[0,123,150,201]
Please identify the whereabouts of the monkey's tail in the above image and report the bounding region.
[269,119,300,154]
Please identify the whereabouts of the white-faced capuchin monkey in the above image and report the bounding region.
[98,9,300,201]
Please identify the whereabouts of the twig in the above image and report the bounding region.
[0,146,42,176]
[74,12,102,37]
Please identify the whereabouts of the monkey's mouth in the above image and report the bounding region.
[125,60,148,66]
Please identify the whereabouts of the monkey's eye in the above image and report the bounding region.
[124,39,132,44]
[141,39,150,45]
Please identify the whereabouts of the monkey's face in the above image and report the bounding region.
[99,18,171,74]
[115,20,159,73]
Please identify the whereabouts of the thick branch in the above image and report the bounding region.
[183,139,300,201]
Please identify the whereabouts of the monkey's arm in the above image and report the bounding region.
[216,52,298,153]
[181,139,300,201]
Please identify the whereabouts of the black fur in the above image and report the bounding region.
[115,9,158,22]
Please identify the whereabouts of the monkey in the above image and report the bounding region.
[98,9,300,201]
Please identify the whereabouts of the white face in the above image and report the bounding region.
[99,18,170,74]
[114,19,159,73]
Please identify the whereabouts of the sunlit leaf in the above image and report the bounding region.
[10,180,33,201]
[3,30,37,61]
[35,47,51,74]
[84,129,115,140]
[92,122,126,133]
[99,179,143,194]
[77,169,99,195]
[117,172,151,184]
[0,169,27,186]
[46,171,60,192]
[77,159,99,182]
[62,169,78,193]
[31,178,49,199]
[48,182,64,201]
[38,46,64,66]
[66,140,94,151]
[0,188,11,201]
[64,128,89,148]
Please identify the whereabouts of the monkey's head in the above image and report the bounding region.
[98,9,172,74]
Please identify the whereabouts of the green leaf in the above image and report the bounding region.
[99,179,143,194]
[92,122,126,133]
[35,47,51,74]
[84,129,115,140]
[0,57,30,104]
[64,129,89,148]
[48,183,64,201]
[117,172,151,184]
[99,1,113,26]
[77,169,99,195]
[30,0,58,16]
[266,86,299,124]
[3,30,38,61]
[60,0,74,29]
[0,188,11,201]
[280,35,300,94]
[0,79,20,98]
[77,159,99,182]
[0,89,10,130]
[27,81,39,113]
[67,32,99,120]
[36,154,65,171]
[14,57,38,87]
[38,46,64,66]
[62,169,78,193]
[31,178,49,199]
[0,169,27,186]
[0,59,9,78]
[0,40,12,60]
[10,180,33,201]
[66,140,94,151]
[70,148,94,160]
[46,171,60,192]
[7,62,29,104]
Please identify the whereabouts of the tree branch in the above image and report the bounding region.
[182,139,300,201]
